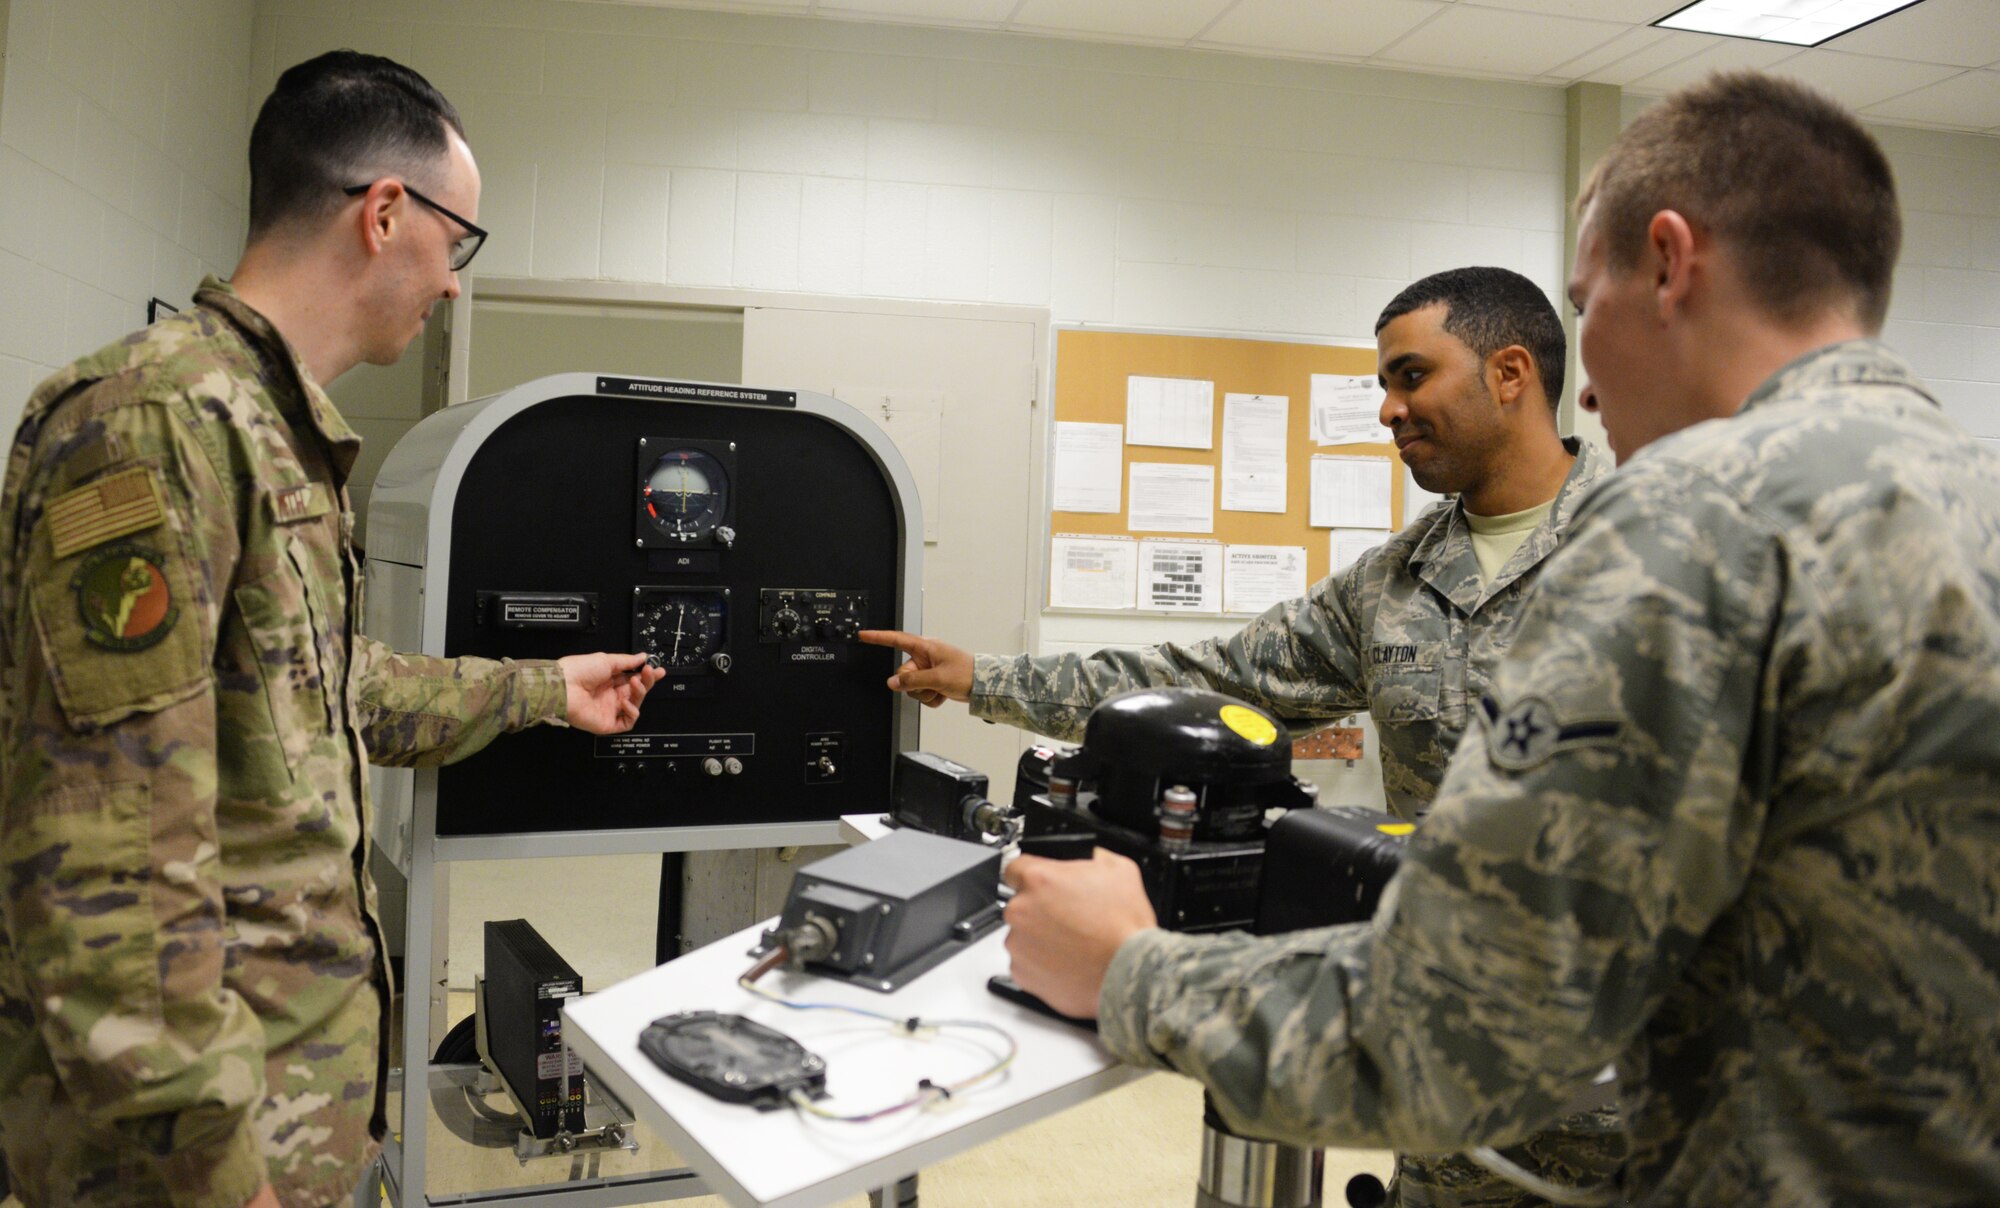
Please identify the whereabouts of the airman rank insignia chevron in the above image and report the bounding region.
[73,543,178,651]
[47,467,165,559]
[1480,694,1621,771]
[271,483,326,524]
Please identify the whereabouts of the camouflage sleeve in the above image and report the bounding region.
[1098,463,1783,1152]
[0,395,268,1208]
[968,569,1371,740]
[351,637,568,769]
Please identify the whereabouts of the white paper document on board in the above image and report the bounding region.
[1128,462,1215,533]
[1049,535,1137,610]
[1310,455,1393,529]
[1404,463,1447,526]
[1052,421,1123,513]
[1127,376,1215,449]
[1138,539,1219,611]
[1220,393,1288,513]
[1329,528,1388,572]
[1310,373,1382,446]
[1224,544,1307,614]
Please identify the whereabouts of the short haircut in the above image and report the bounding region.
[248,50,465,241]
[1578,71,1900,332]
[1374,266,1566,410]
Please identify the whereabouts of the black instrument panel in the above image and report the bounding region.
[435,390,904,835]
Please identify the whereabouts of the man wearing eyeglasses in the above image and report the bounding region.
[0,51,661,1208]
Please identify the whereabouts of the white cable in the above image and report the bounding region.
[1466,1147,1618,1207]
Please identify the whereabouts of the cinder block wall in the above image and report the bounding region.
[0,0,256,437]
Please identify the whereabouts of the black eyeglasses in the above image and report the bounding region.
[343,181,488,271]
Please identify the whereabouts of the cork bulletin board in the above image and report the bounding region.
[1048,327,1403,613]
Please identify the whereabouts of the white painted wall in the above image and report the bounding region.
[1874,123,2000,457]
[1620,94,2000,459]
[251,2,1568,343]
[251,1,1571,796]
[0,0,256,438]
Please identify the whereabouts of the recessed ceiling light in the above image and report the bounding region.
[1653,0,1929,47]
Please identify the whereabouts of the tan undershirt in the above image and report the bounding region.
[1464,497,1555,585]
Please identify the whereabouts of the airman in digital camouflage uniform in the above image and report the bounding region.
[0,53,663,1208]
[1002,71,2000,1206]
[866,268,1600,827]
[863,268,1618,1205]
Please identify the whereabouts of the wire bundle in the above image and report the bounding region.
[736,972,1018,1123]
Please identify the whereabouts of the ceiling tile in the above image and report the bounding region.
[819,0,1020,22]
[1825,0,2000,70]
[1772,48,1963,110]
[1008,0,1237,42]
[1373,5,1629,77]
[1864,67,2000,128]
[1196,0,1447,60]
[1542,25,1678,80]
[1460,0,1682,20]
[615,0,813,12]
[1579,29,1726,85]
[1625,34,1801,93]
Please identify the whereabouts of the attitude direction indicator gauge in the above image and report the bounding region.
[636,440,736,549]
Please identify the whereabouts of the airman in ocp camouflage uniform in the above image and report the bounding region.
[1001,71,2000,1207]
[0,282,574,1208]
[0,52,663,1208]
[868,268,1624,1206]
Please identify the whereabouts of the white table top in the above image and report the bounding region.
[836,812,895,846]
[564,917,1141,1208]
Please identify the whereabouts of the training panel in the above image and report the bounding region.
[365,374,921,841]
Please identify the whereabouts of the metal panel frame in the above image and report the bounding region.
[367,373,924,1206]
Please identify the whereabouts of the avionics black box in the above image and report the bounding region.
[890,750,990,839]
[484,919,585,1138]
[769,829,1002,991]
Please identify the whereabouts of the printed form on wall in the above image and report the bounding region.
[1404,464,1446,527]
[1310,374,1382,446]
[1127,376,1215,449]
[1310,455,1393,530]
[1220,393,1288,513]
[1129,462,1216,533]
[1053,421,1123,513]
[1139,539,1220,611]
[1224,544,1307,615]
[1049,534,1138,610]
[1329,528,1387,572]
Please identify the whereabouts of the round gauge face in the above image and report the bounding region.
[641,449,729,542]
[635,592,727,670]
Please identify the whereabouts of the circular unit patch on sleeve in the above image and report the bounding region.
[73,543,179,651]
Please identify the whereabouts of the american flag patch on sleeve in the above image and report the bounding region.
[47,467,166,560]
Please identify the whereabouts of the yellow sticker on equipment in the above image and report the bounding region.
[1377,823,1416,836]
[1219,704,1277,746]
